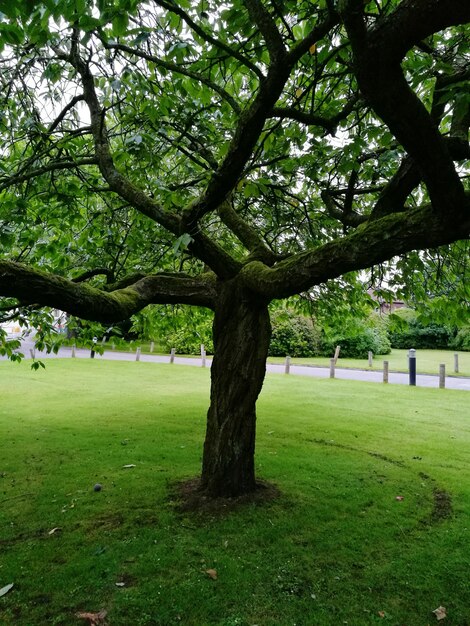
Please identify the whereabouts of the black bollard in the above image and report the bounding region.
[90,336,98,359]
[408,348,416,386]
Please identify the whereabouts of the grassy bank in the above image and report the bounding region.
[0,360,469,625]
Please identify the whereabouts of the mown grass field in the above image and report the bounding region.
[0,359,469,625]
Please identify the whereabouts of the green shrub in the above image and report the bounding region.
[389,322,454,350]
[320,313,391,359]
[450,326,470,352]
[322,327,391,359]
[388,307,418,328]
[367,313,392,355]
[165,326,214,355]
[129,305,214,355]
[268,311,321,357]
[387,307,462,350]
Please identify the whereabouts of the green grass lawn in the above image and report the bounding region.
[0,360,469,626]
[269,348,470,377]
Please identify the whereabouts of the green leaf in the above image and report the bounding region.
[31,360,46,370]
[0,23,24,45]
[172,233,194,256]
[78,14,103,31]
[112,12,129,37]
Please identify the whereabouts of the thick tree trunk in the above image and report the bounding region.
[200,280,271,497]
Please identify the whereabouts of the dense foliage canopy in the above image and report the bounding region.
[0,0,468,325]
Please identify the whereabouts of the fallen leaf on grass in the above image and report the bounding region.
[122,464,136,469]
[378,611,385,618]
[395,495,404,501]
[0,583,14,597]
[205,569,218,580]
[432,606,447,621]
[115,582,126,587]
[48,527,62,535]
[76,609,108,624]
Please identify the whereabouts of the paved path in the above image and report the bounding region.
[11,340,470,391]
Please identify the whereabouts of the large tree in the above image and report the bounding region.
[0,0,469,497]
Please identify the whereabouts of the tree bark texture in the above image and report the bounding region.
[200,280,271,497]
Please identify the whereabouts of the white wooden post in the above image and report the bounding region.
[71,344,76,358]
[329,358,335,379]
[439,364,446,389]
[150,341,154,353]
[368,351,373,367]
[201,344,206,368]
[136,347,141,362]
[454,353,459,373]
[30,348,35,359]
[170,348,175,364]
[334,345,341,364]
[285,355,291,374]
[383,360,389,383]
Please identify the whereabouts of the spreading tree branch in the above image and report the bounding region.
[217,199,279,265]
[370,0,470,62]
[241,193,470,299]
[0,261,217,322]
[321,189,367,226]
[371,139,470,219]
[180,63,293,231]
[340,0,468,221]
[243,0,286,61]
[271,94,360,134]
[101,41,242,114]
[59,34,181,234]
[0,159,98,192]
[178,9,343,232]
[46,94,86,135]
[59,33,239,279]
[72,268,115,283]
[153,0,265,80]
[287,8,340,65]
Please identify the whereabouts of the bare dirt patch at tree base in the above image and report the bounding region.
[168,477,281,515]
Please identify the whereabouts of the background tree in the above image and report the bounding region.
[0,0,469,497]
